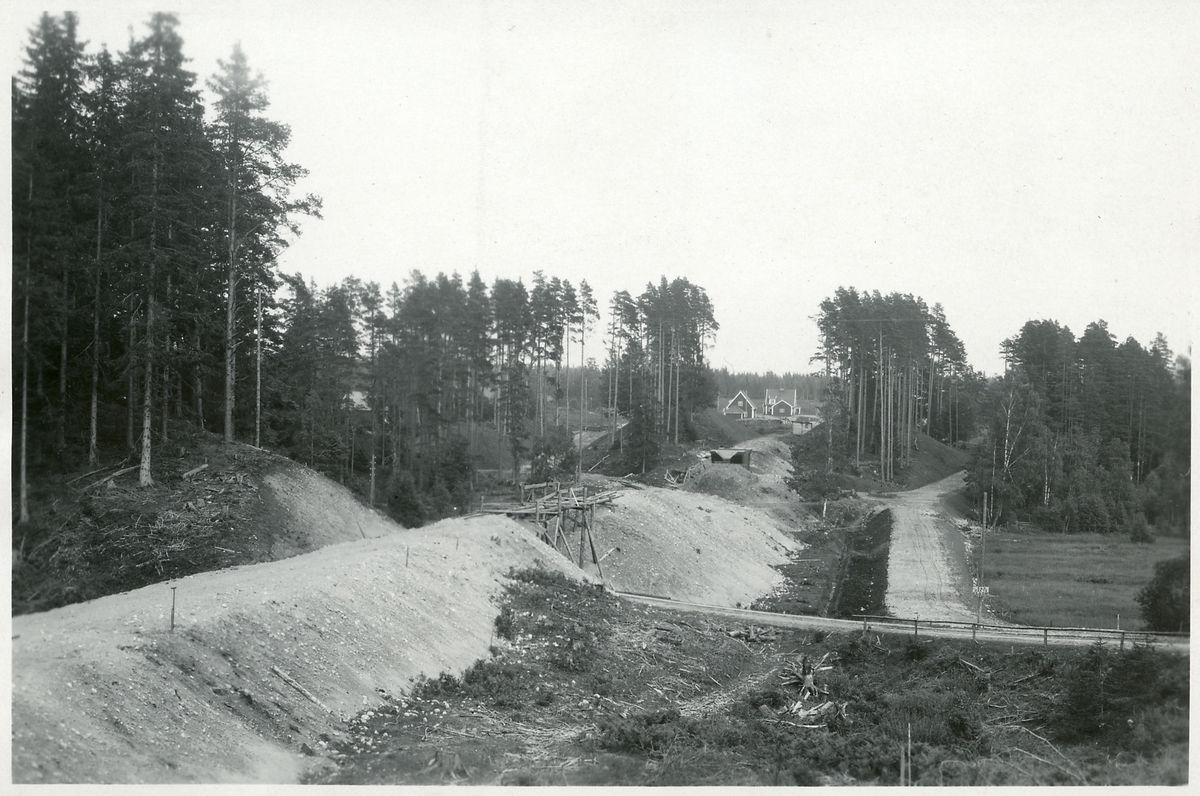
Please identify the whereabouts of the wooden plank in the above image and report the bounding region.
[271,666,332,713]
[586,518,605,580]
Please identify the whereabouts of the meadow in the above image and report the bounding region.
[976,532,1188,630]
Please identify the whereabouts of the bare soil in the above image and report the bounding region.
[11,427,815,783]
[12,514,590,783]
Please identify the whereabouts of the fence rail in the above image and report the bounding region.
[852,613,1188,649]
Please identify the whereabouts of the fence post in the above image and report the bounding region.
[1043,628,1048,646]
[913,617,919,637]
[1120,631,1125,651]
[972,623,977,642]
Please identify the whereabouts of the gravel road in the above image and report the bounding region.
[883,471,979,622]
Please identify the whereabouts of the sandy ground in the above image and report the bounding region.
[11,439,811,784]
[589,487,802,606]
[882,471,980,622]
[11,515,586,784]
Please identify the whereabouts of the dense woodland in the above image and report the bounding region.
[969,320,1190,538]
[808,287,1190,539]
[11,13,719,527]
[12,12,1190,542]
[810,287,986,481]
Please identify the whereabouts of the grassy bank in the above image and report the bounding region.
[976,532,1189,630]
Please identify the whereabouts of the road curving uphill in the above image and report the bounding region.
[882,471,980,622]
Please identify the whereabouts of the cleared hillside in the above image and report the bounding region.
[12,430,397,615]
[13,435,810,783]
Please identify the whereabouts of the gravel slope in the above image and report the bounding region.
[590,486,802,605]
[11,515,583,783]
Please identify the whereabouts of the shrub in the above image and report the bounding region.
[596,708,694,753]
[494,606,516,640]
[1136,555,1189,632]
[413,659,537,708]
[902,637,929,661]
[878,689,981,747]
[1047,643,1188,748]
[789,468,847,499]
[1068,493,1112,534]
[385,469,424,527]
[530,426,577,483]
[1128,512,1155,544]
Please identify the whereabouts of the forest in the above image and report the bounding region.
[12,11,1189,542]
[969,319,1190,538]
[11,12,719,528]
[806,287,1190,540]
[807,287,986,486]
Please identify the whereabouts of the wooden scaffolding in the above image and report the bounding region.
[479,481,620,578]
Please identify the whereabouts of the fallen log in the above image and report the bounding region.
[181,463,209,480]
[271,666,332,713]
[82,465,139,491]
[66,463,123,485]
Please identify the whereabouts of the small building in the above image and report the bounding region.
[764,388,801,417]
[722,390,762,419]
[710,448,753,467]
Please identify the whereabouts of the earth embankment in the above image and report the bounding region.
[589,486,802,605]
[13,440,810,783]
[12,514,581,783]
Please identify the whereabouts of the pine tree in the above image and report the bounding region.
[120,13,213,486]
[208,43,320,444]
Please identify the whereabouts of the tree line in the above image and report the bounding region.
[809,287,985,484]
[13,12,318,520]
[270,270,717,525]
[969,319,1189,538]
[12,13,720,527]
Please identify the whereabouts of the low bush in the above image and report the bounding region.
[1046,643,1189,750]
[596,708,698,754]
[877,688,982,748]
[1136,555,1189,632]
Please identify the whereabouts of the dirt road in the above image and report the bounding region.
[882,471,979,623]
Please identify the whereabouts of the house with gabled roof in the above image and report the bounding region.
[764,388,800,417]
[722,390,763,419]
[724,387,815,420]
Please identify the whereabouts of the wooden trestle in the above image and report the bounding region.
[478,481,621,577]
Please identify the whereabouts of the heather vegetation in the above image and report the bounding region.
[312,567,1189,786]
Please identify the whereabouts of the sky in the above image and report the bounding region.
[7,0,1198,379]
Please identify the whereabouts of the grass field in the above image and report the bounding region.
[976,532,1189,631]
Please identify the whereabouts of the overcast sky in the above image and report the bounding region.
[7,0,1198,378]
